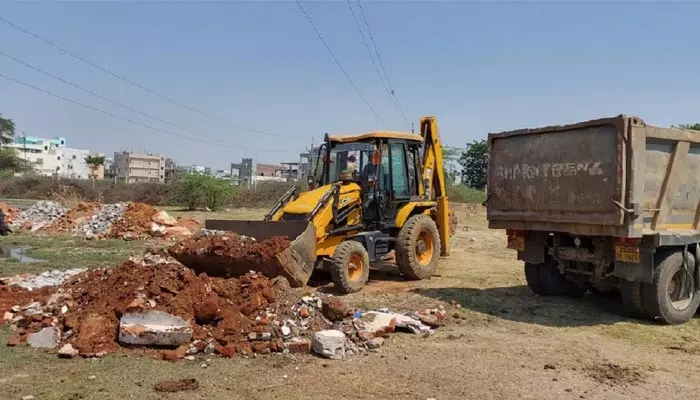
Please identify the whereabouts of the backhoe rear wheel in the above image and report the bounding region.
[396,215,441,280]
[330,241,370,294]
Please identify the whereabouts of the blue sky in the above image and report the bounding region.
[1,1,698,169]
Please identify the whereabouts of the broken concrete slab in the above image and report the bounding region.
[27,327,60,349]
[312,330,346,360]
[58,343,79,358]
[356,311,397,339]
[118,310,192,347]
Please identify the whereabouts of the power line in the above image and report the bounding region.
[0,49,248,150]
[295,0,390,129]
[355,0,411,129]
[0,15,293,139]
[0,72,287,153]
[345,0,410,130]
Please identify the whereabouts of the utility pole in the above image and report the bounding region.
[21,131,27,178]
[411,122,415,134]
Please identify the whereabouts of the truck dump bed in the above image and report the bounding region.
[487,115,700,240]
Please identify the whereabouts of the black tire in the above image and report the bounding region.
[538,259,587,297]
[396,215,441,280]
[524,262,545,295]
[641,250,700,325]
[330,241,370,294]
[620,280,648,318]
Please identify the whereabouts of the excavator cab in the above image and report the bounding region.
[191,116,452,294]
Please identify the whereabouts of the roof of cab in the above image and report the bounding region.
[327,131,423,143]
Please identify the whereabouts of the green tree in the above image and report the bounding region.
[174,173,235,211]
[459,139,488,190]
[442,146,462,186]
[85,155,106,187]
[0,114,30,175]
[0,114,15,145]
[674,123,700,131]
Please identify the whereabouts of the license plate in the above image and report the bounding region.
[615,245,640,263]
[507,235,525,251]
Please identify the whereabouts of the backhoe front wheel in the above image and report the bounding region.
[396,215,441,280]
[330,241,370,294]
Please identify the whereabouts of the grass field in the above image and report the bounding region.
[1,204,700,399]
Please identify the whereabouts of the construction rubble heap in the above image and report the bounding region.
[2,249,446,361]
[9,201,200,240]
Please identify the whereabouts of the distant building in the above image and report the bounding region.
[164,158,177,183]
[4,136,90,179]
[114,151,165,183]
[230,158,286,187]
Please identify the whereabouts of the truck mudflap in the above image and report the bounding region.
[172,220,317,287]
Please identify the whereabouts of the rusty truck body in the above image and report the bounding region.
[486,115,700,324]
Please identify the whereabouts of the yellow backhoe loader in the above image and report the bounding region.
[197,116,452,293]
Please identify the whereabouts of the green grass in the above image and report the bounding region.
[0,234,154,275]
[447,185,486,204]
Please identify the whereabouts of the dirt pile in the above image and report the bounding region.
[168,232,291,280]
[44,202,101,233]
[170,233,289,260]
[0,202,20,225]
[3,253,330,358]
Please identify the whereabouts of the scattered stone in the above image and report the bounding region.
[88,375,96,380]
[185,356,195,361]
[118,310,192,347]
[58,343,79,358]
[287,339,312,354]
[312,330,346,360]
[281,326,291,337]
[7,336,21,347]
[10,269,87,291]
[366,337,384,349]
[27,327,60,349]
[322,297,349,321]
[21,396,35,400]
[162,345,188,361]
[299,306,310,319]
[81,203,127,238]
[544,364,557,370]
[154,378,199,393]
[3,311,13,321]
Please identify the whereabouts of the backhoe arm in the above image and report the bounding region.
[419,116,450,256]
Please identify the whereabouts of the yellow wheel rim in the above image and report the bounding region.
[416,231,434,265]
[348,254,364,281]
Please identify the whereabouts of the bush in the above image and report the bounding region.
[172,174,235,211]
[447,184,486,204]
[228,181,296,208]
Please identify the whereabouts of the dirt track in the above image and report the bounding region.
[2,204,700,399]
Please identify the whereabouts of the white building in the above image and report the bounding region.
[5,136,90,179]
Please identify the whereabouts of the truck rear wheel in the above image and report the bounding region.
[396,215,441,280]
[525,259,586,297]
[524,262,545,295]
[620,280,648,318]
[330,241,370,294]
[641,250,700,325]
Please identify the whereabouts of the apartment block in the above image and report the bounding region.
[6,136,90,179]
[114,151,165,183]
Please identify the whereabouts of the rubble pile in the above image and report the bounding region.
[81,203,128,238]
[0,269,87,291]
[107,204,199,240]
[2,251,444,360]
[10,201,68,231]
[0,202,20,224]
[43,202,101,233]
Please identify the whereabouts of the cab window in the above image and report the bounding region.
[390,143,409,197]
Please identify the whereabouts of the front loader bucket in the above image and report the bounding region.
[171,220,316,287]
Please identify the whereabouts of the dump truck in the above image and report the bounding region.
[176,116,453,294]
[486,115,700,324]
